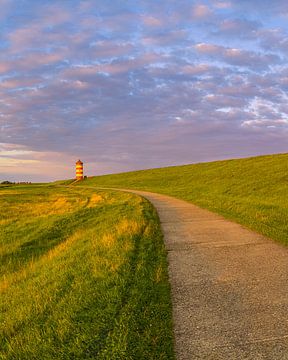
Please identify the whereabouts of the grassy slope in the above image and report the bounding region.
[79,153,288,245]
[0,185,174,359]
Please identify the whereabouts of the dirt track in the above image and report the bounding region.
[127,190,288,360]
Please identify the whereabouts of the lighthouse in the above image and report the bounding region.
[75,160,84,180]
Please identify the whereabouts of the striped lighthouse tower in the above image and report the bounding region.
[75,160,84,180]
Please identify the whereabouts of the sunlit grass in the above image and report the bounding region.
[79,153,288,246]
[0,185,174,359]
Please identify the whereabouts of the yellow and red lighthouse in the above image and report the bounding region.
[75,160,84,180]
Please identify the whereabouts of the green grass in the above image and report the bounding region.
[78,153,288,246]
[0,185,174,359]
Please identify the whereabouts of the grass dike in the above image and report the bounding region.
[78,153,288,246]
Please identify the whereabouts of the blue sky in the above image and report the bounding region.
[1,0,288,181]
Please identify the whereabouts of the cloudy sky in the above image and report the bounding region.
[1,0,288,181]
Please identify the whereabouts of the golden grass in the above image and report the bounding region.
[100,233,116,248]
[116,218,143,236]
[154,265,164,283]
[0,186,174,359]
[0,219,12,226]
[0,230,83,293]
[87,193,104,207]
[45,230,83,261]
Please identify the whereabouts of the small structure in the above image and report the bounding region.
[75,160,84,180]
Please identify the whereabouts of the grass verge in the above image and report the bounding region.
[0,185,174,359]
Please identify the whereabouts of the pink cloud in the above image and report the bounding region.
[0,62,11,74]
[0,76,42,89]
[191,4,214,19]
[205,94,245,107]
[219,84,260,98]
[181,63,212,75]
[195,43,280,69]
[90,41,134,58]
[8,25,42,52]
[195,43,221,54]
[64,53,161,78]
[39,5,71,26]
[17,52,65,70]
[241,119,288,128]
[142,15,163,27]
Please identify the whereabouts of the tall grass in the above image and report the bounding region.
[78,153,288,245]
[0,186,174,359]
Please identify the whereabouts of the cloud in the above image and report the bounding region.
[195,43,220,54]
[0,0,11,20]
[141,15,163,27]
[90,41,134,58]
[212,1,232,9]
[142,29,188,47]
[230,0,288,16]
[205,94,246,108]
[194,43,280,69]
[0,62,11,74]
[213,18,261,39]
[0,76,43,89]
[241,119,288,128]
[1,0,288,181]
[191,4,214,19]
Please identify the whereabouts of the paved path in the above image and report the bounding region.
[127,190,288,360]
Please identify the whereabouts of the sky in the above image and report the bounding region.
[1,0,288,182]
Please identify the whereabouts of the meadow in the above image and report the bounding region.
[79,153,288,246]
[0,185,174,359]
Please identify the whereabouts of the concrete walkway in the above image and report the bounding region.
[128,190,288,360]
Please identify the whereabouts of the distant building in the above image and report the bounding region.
[75,160,84,180]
